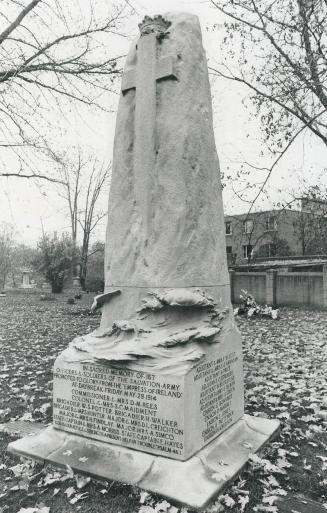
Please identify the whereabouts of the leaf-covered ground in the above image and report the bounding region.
[0,293,326,513]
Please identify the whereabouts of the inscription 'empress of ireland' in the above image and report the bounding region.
[53,342,242,461]
[53,362,185,459]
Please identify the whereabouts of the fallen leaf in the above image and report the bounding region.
[70,492,88,504]
[64,486,76,498]
[154,501,171,512]
[75,475,91,489]
[140,491,151,504]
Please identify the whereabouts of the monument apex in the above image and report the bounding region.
[101,12,231,329]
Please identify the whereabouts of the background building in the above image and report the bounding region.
[225,200,327,265]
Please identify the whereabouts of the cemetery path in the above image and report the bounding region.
[0,294,326,513]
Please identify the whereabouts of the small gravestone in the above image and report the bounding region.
[20,268,32,289]
[40,294,56,302]
[41,281,52,293]
[8,13,279,508]
[72,276,81,290]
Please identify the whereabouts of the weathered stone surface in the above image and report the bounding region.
[8,414,280,509]
[67,289,230,371]
[101,12,230,329]
[52,320,243,460]
[48,12,246,463]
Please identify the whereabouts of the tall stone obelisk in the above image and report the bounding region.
[8,13,280,509]
[101,13,230,328]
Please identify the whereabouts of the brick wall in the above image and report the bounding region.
[225,209,307,264]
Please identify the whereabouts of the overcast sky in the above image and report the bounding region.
[1,0,326,247]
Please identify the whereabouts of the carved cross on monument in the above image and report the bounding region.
[121,16,178,237]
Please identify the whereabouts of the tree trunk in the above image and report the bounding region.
[51,281,63,293]
[79,244,89,291]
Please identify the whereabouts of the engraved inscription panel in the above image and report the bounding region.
[53,361,185,459]
[53,328,244,461]
[183,330,244,457]
[194,351,239,443]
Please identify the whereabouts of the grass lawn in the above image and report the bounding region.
[0,292,326,513]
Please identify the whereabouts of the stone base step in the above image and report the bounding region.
[7,414,279,509]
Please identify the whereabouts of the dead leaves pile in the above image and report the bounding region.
[226,308,327,512]
[0,294,99,425]
[0,296,326,513]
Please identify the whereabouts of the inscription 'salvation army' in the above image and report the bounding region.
[53,350,240,460]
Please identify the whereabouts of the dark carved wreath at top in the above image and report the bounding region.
[138,15,171,36]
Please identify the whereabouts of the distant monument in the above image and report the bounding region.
[20,268,36,289]
[9,13,279,508]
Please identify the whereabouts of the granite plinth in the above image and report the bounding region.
[8,414,280,509]
[52,323,244,461]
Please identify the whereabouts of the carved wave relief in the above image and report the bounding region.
[64,289,229,374]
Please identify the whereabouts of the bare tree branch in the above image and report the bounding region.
[0,171,65,184]
[209,0,327,166]
[0,0,41,45]
[0,0,130,182]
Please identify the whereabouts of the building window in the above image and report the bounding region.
[266,216,277,231]
[226,246,235,264]
[242,244,252,259]
[225,221,232,235]
[243,219,253,234]
[268,243,276,257]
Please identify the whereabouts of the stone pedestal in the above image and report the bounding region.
[72,276,81,288]
[52,322,244,461]
[22,271,30,288]
[42,281,52,293]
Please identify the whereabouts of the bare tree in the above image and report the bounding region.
[210,0,327,206]
[0,223,15,290]
[0,0,129,182]
[287,186,327,255]
[55,150,110,289]
[84,241,105,292]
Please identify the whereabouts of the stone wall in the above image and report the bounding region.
[276,272,323,307]
[231,272,266,304]
[230,267,327,308]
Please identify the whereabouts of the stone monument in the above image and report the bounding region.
[20,268,34,289]
[8,13,279,508]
